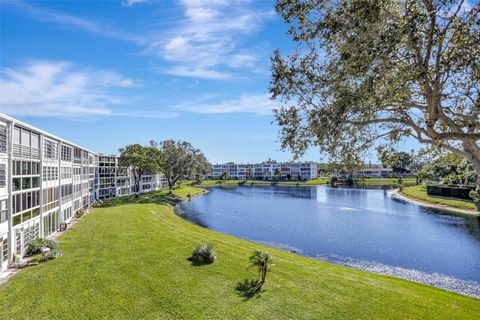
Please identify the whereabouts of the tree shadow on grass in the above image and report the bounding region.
[235,279,264,300]
[97,191,182,209]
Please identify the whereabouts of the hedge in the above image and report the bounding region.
[426,185,474,200]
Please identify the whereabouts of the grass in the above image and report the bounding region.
[353,177,417,186]
[1,186,478,319]
[401,185,478,212]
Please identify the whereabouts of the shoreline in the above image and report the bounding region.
[176,186,480,299]
[391,189,479,216]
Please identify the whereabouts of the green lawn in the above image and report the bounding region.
[1,186,478,319]
[401,185,478,212]
[354,177,417,186]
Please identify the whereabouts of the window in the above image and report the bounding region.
[2,238,7,262]
[31,133,39,149]
[0,200,7,223]
[61,145,72,161]
[0,126,6,153]
[21,177,31,190]
[13,127,20,145]
[12,178,20,191]
[0,164,5,187]
[12,190,39,215]
[43,139,58,160]
[21,130,30,146]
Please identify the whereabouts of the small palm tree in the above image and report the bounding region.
[249,249,273,288]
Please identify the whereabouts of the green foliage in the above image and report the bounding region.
[153,140,211,190]
[377,147,413,173]
[26,238,58,256]
[118,143,163,194]
[189,243,217,265]
[271,0,480,177]
[75,208,85,218]
[219,171,229,180]
[249,249,274,287]
[417,154,477,186]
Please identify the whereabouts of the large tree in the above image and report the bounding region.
[153,140,211,190]
[118,144,163,197]
[377,147,413,173]
[270,0,480,183]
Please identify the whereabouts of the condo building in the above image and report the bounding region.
[0,114,167,271]
[209,161,318,181]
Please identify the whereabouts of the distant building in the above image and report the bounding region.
[334,164,413,178]
[209,161,318,181]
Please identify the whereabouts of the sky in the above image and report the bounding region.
[0,0,417,163]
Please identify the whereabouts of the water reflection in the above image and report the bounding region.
[176,185,480,297]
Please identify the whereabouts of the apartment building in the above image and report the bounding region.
[209,161,318,181]
[0,114,167,271]
[97,155,168,200]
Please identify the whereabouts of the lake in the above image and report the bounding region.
[176,185,480,298]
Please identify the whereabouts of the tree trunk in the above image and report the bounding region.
[462,141,480,185]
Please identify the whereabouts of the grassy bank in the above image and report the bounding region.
[1,186,478,319]
[353,177,417,186]
[401,185,478,212]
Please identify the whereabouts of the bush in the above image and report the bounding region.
[189,243,217,265]
[26,238,58,256]
[427,185,474,200]
[75,208,85,218]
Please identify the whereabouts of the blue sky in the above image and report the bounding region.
[0,0,416,163]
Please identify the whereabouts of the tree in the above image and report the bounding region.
[248,249,274,289]
[118,144,162,197]
[153,140,210,190]
[246,166,253,180]
[377,147,413,173]
[274,167,282,180]
[417,153,477,185]
[271,0,480,183]
[219,171,229,180]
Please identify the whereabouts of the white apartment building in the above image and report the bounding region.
[97,155,167,200]
[209,161,318,181]
[0,114,167,271]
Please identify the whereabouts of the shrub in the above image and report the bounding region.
[330,176,338,186]
[26,238,58,256]
[189,243,217,265]
[75,208,85,218]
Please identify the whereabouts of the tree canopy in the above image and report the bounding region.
[153,140,211,190]
[377,147,414,173]
[118,144,163,196]
[271,0,480,181]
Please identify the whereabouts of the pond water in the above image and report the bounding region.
[176,185,480,298]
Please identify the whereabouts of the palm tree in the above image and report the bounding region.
[249,249,274,288]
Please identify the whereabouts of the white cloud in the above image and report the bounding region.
[7,1,145,45]
[0,61,173,119]
[179,94,278,115]
[144,0,273,79]
[122,0,151,7]
[164,66,230,79]
[229,53,257,68]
